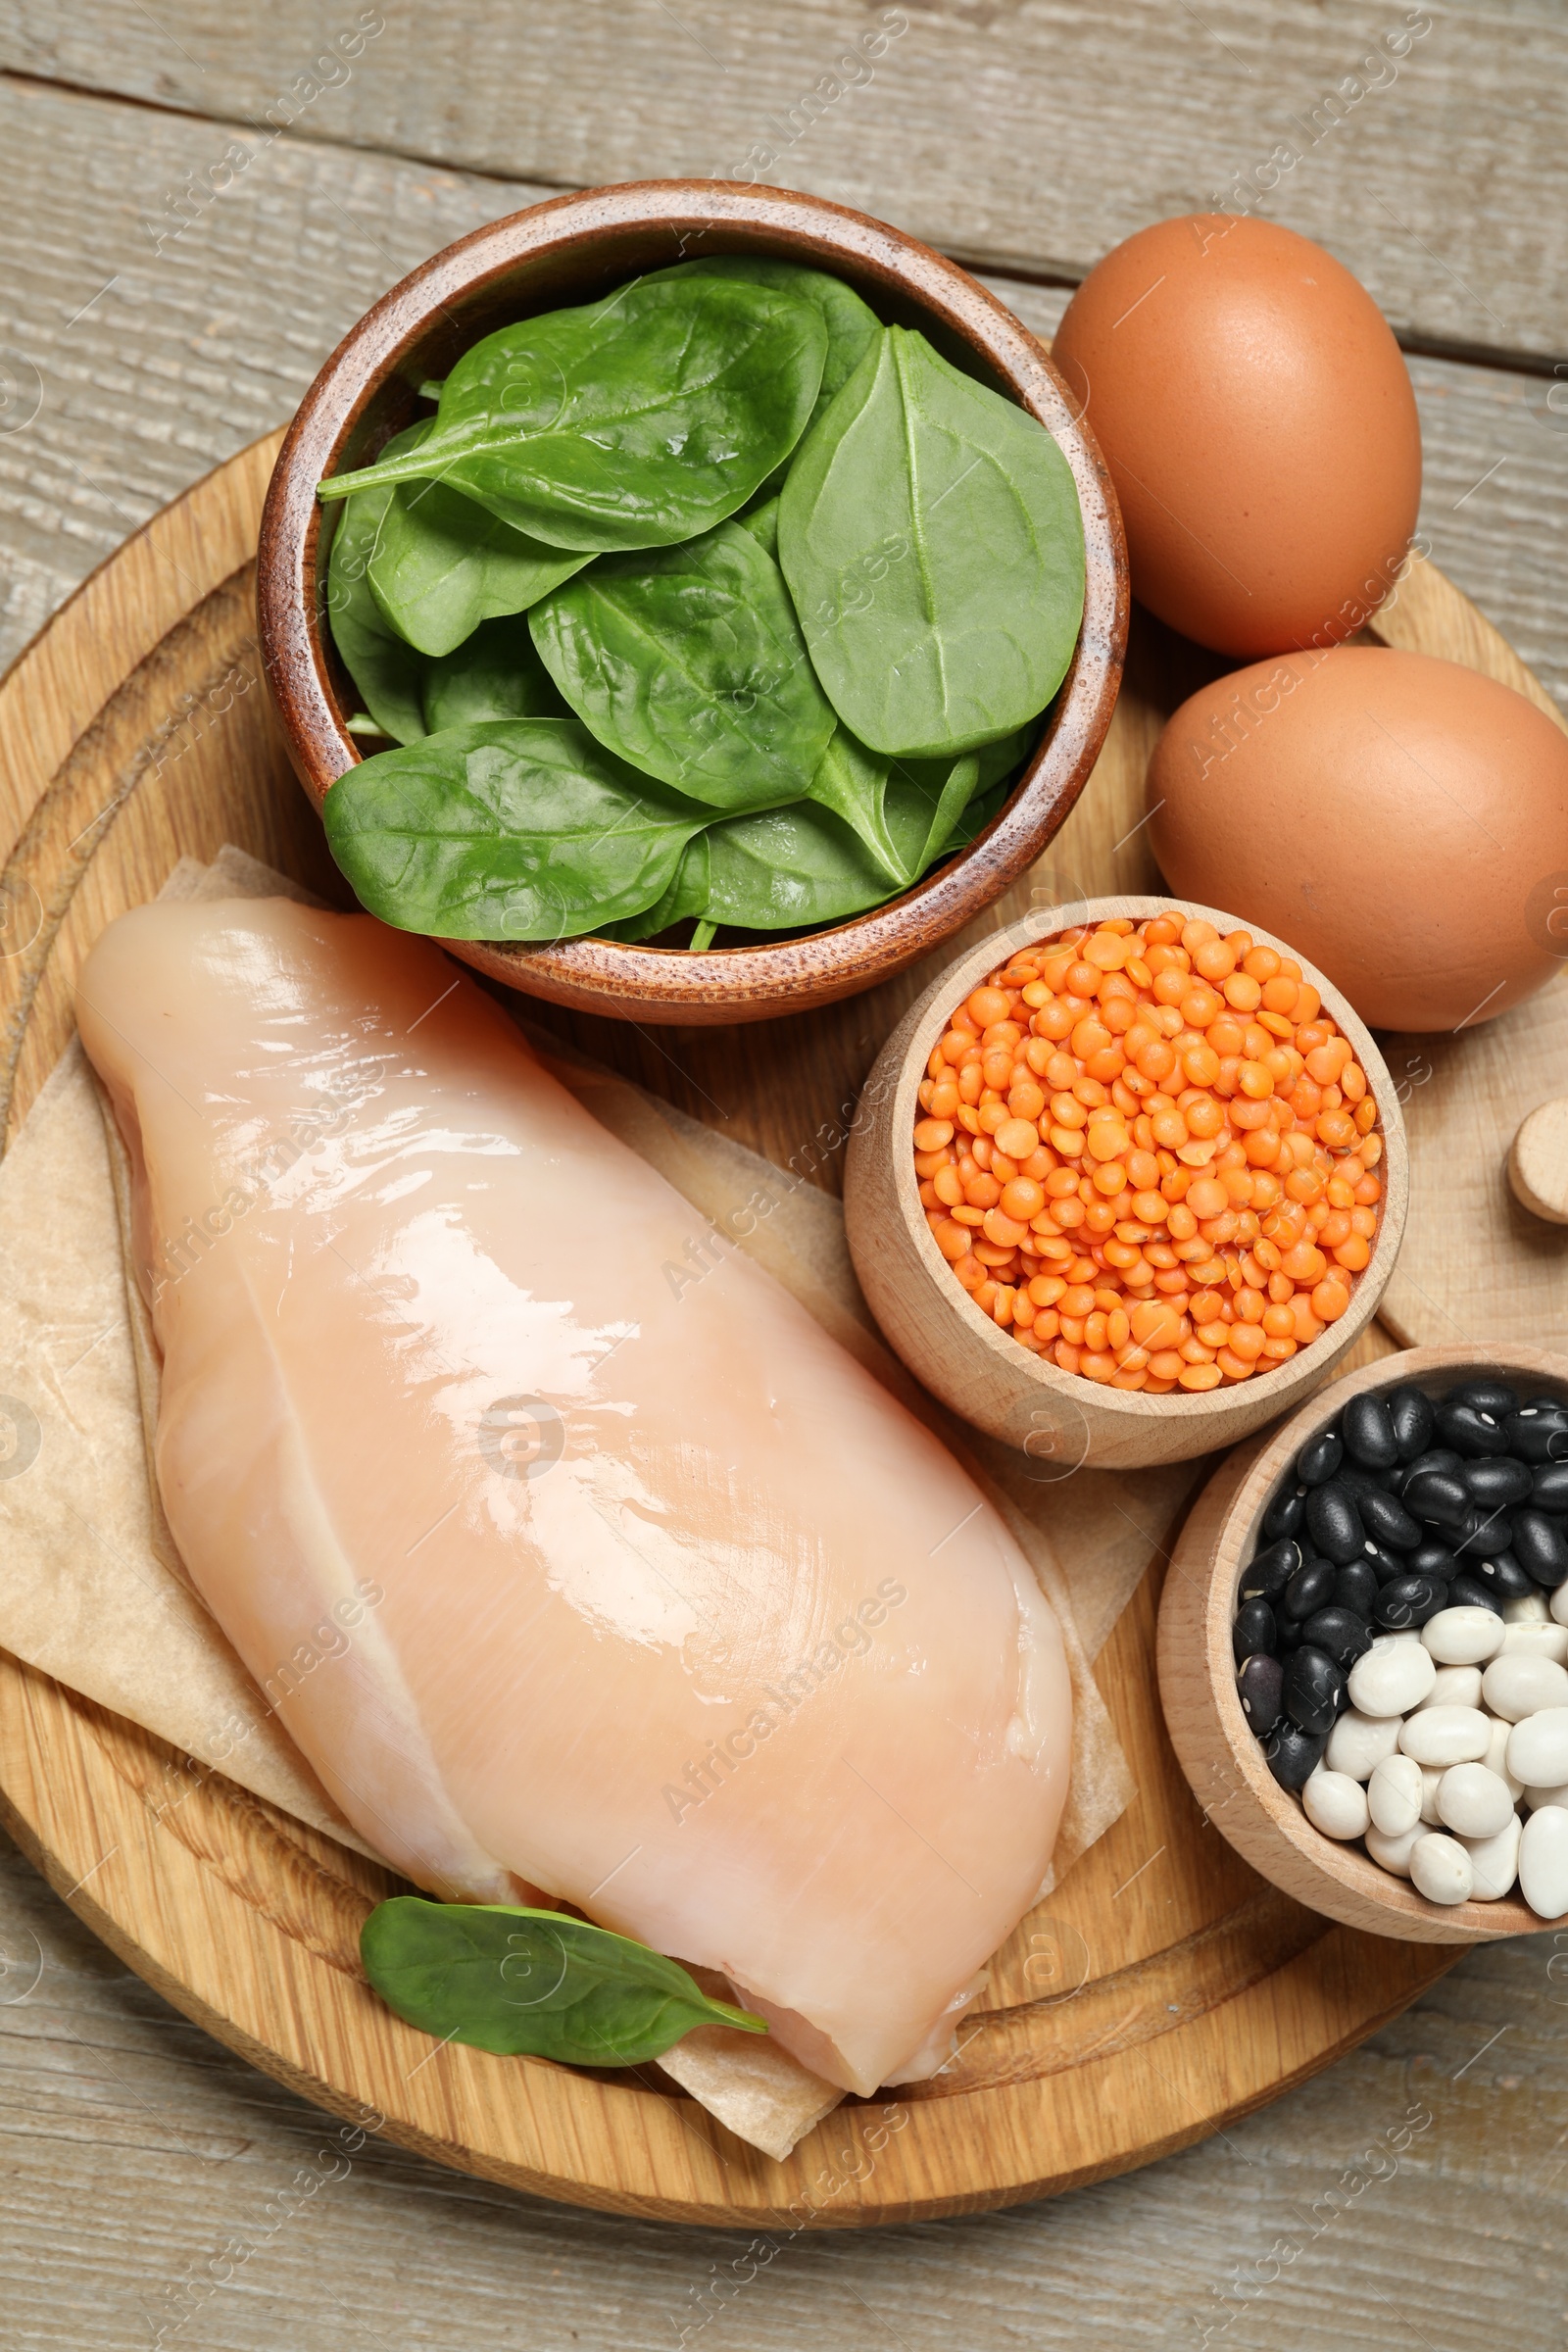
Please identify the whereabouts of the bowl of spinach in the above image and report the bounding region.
[259,181,1128,1023]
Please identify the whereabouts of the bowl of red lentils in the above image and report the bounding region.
[844,898,1408,1470]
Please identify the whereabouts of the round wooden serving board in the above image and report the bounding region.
[0,435,1552,2227]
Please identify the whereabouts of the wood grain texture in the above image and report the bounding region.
[1158,1347,1568,1944]
[845,899,1407,1469]
[3,73,1568,715]
[5,0,1568,362]
[0,438,1456,2231]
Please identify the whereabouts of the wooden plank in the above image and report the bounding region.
[4,0,1568,361]
[1,77,1566,720]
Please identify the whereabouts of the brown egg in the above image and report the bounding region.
[1148,647,1568,1031]
[1053,215,1421,658]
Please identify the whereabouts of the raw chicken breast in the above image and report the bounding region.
[77,898,1072,2094]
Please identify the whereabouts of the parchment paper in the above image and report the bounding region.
[0,846,1200,2160]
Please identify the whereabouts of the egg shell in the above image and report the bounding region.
[1147,647,1568,1030]
[1050,214,1420,658]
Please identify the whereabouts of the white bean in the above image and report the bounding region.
[1505,1707,1568,1789]
[1462,1812,1522,1902]
[1436,1763,1516,1839]
[1365,1821,1425,1878]
[1325,1707,1402,1781]
[1397,1705,1492,1767]
[1501,1592,1551,1625]
[1302,1767,1370,1841]
[1415,1664,1484,1711]
[1481,1654,1568,1722]
[1523,1781,1568,1811]
[1420,1765,1446,1825]
[1485,1716,1524,1801]
[1367,1753,1424,1837]
[1518,1806,1568,1921]
[1552,1584,1568,1630]
[1422,1607,1505,1666]
[1348,1641,1437,1718]
[1409,1832,1475,1906]
[1501,1622,1568,1664]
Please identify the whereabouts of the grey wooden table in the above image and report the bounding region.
[2,6,1567,2346]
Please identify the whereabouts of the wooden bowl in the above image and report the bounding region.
[845,898,1408,1471]
[256,179,1127,1027]
[1157,1344,1568,1943]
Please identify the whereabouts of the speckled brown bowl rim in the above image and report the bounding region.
[257,179,1128,1024]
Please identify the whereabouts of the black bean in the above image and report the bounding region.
[1403,1448,1464,1484]
[1298,1606,1374,1670]
[1512,1510,1568,1590]
[1448,1572,1504,1616]
[1533,1464,1568,1514]
[1455,1508,1515,1556]
[1233,1598,1277,1663]
[1505,1407,1568,1463]
[1237,1536,1302,1604]
[1342,1394,1399,1470]
[1282,1557,1336,1621]
[1332,1560,1380,1618]
[1461,1456,1534,1507]
[1238,1652,1285,1737]
[1403,1469,1473,1530]
[1262,1485,1308,1542]
[1274,1614,1306,1655]
[1304,1483,1365,1565]
[1373,1574,1447,1630]
[1409,1540,1460,1583]
[1467,1549,1536,1600]
[1364,1540,1414,1587]
[1262,1720,1329,1789]
[1338,1461,1402,1496]
[1451,1380,1520,1417]
[1296,1430,1344,1487]
[1357,1489,1422,1550]
[1436,1399,1510,1458]
[1283,1645,1347,1734]
[1386,1385,1436,1463]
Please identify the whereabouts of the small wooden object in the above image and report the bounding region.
[844,898,1408,1470]
[1157,1343,1568,1943]
[257,179,1129,1027]
[1509,1099,1568,1225]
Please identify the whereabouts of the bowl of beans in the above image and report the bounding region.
[843,898,1407,1470]
[1156,1346,1568,1942]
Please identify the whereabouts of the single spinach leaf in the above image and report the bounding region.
[368,440,593,657]
[885,749,982,877]
[803,730,903,886]
[529,517,836,811]
[362,1897,766,2067]
[421,615,567,732]
[322,422,429,745]
[646,257,879,495]
[318,277,827,553]
[322,716,711,941]
[943,777,1010,855]
[734,494,779,560]
[778,325,1085,758]
[697,799,899,932]
[598,833,712,943]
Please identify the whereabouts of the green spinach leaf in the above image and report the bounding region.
[420,615,567,733]
[318,277,827,553]
[368,435,592,658]
[647,257,879,495]
[778,325,1085,758]
[322,716,711,941]
[697,799,899,932]
[598,833,712,943]
[322,422,429,746]
[361,1897,766,2067]
[529,517,836,811]
[734,494,779,560]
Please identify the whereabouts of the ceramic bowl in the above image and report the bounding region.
[843,897,1408,1472]
[257,178,1127,1025]
[1157,1344,1568,1943]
